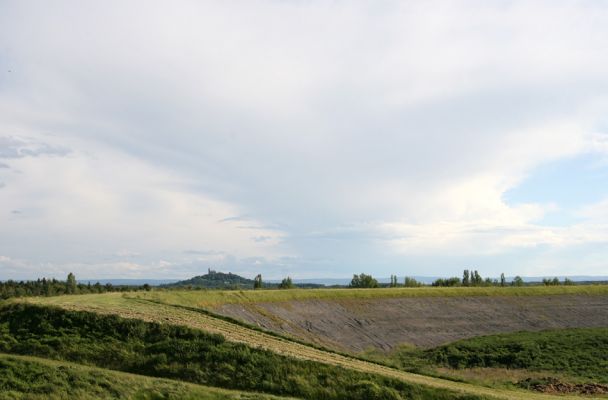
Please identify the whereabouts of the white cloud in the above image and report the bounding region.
[578,198,608,222]
[0,133,287,277]
[1,1,608,277]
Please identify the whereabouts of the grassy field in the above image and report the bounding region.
[120,285,608,308]
[15,293,604,400]
[0,353,294,400]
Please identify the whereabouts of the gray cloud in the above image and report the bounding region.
[252,236,273,243]
[182,250,226,256]
[0,136,71,159]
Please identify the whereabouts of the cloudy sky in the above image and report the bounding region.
[1,1,608,280]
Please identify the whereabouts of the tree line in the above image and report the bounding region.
[0,273,151,300]
[347,270,577,288]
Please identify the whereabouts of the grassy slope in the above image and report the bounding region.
[361,327,608,390]
[5,303,462,400]
[126,285,608,308]
[0,353,292,400]
[428,328,608,383]
[17,293,599,400]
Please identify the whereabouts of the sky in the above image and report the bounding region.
[1,1,608,280]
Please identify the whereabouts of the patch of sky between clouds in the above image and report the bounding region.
[504,153,608,226]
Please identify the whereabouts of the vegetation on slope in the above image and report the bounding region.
[427,328,608,383]
[0,303,486,400]
[0,354,288,400]
[359,327,608,395]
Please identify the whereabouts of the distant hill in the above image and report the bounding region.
[163,269,264,289]
[164,270,326,289]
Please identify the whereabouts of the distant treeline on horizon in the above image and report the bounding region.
[2,269,608,300]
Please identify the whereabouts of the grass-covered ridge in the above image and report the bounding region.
[0,303,486,400]
[123,285,608,307]
[0,353,290,400]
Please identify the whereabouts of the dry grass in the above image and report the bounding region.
[121,285,608,308]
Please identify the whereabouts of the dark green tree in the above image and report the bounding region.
[350,273,379,288]
[472,270,482,286]
[66,273,77,294]
[403,277,421,287]
[432,277,461,287]
[279,276,294,289]
[253,274,263,289]
[500,273,506,287]
[512,275,524,286]
[462,269,470,286]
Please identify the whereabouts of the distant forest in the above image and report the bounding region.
[0,273,149,300]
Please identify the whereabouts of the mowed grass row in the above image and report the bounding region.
[0,353,295,400]
[126,285,608,308]
[21,294,597,400]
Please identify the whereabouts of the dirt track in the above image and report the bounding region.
[213,294,608,351]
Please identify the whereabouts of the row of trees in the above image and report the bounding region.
[345,270,579,289]
[432,270,524,287]
[543,277,574,286]
[0,273,151,300]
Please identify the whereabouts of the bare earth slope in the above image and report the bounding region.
[212,294,608,351]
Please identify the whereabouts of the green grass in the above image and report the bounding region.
[427,328,608,383]
[0,353,293,400]
[122,285,608,308]
[359,328,608,392]
[16,294,603,400]
[0,303,488,400]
